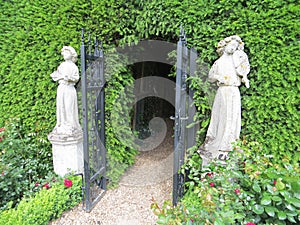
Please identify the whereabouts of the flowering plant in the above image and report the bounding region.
[152,141,300,224]
[64,179,73,188]
[0,127,4,142]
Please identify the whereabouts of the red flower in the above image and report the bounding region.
[209,182,215,187]
[64,179,73,188]
[234,189,241,195]
[246,222,256,225]
[206,172,213,178]
[190,218,195,222]
[43,182,50,189]
[273,180,277,185]
[35,182,40,187]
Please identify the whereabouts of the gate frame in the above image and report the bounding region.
[80,29,107,212]
[173,26,198,205]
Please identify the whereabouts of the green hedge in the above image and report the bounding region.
[125,0,300,162]
[0,0,137,186]
[0,0,299,184]
[0,175,82,225]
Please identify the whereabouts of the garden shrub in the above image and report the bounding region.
[0,175,82,225]
[0,119,52,210]
[152,141,300,224]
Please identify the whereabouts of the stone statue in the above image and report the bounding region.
[50,46,82,135]
[199,35,250,166]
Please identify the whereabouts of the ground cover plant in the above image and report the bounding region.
[151,141,300,224]
[0,174,82,225]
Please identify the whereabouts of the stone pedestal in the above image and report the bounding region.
[48,131,84,177]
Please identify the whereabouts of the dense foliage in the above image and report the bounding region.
[0,0,299,208]
[0,119,52,210]
[152,142,300,224]
[0,0,137,187]
[0,175,82,225]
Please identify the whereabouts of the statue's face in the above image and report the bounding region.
[62,50,72,61]
[224,40,239,54]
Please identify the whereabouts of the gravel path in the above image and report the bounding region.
[49,120,174,225]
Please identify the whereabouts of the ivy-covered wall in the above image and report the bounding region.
[0,0,299,174]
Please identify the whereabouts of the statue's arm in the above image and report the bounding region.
[67,66,79,82]
[50,65,63,81]
[233,51,250,88]
[208,62,219,83]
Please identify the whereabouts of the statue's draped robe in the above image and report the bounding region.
[51,61,81,134]
[200,50,250,160]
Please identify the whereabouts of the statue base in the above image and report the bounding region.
[198,149,229,169]
[48,130,84,177]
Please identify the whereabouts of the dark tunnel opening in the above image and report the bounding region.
[130,61,175,139]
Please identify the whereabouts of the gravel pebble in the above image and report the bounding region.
[49,120,174,225]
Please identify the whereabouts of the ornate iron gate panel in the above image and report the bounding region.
[80,30,107,212]
[173,26,198,205]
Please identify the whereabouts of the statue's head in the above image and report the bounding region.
[61,46,78,63]
[216,35,244,56]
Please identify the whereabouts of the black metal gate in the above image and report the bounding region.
[80,30,107,212]
[173,26,198,205]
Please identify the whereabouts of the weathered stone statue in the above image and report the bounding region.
[50,46,81,135]
[48,46,83,176]
[199,35,250,166]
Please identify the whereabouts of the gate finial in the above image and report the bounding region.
[179,23,186,43]
[81,28,85,45]
[180,23,183,38]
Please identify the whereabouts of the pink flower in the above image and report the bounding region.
[64,179,73,188]
[273,180,277,185]
[209,182,215,187]
[0,127,4,142]
[246,222,256,225]
[35,182,40,187]
[234,189,241,195]
[43,182,50,189]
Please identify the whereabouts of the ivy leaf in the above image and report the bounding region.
[234,213,244,220]
[286,211,298,217]
[272,196,282,202]
[265,206,276,217]
[287,215,296,223]
[214,218,225,225]
[253,182,261,193]
[276,180,285,191]
[289,197,300,208]
[253,204,264,214]
[261,196,272,205]
[291,181,300,194]
[294,192,300,200]
[277,211,286,220]
[285,204,296,211]
[156,216,167,224]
